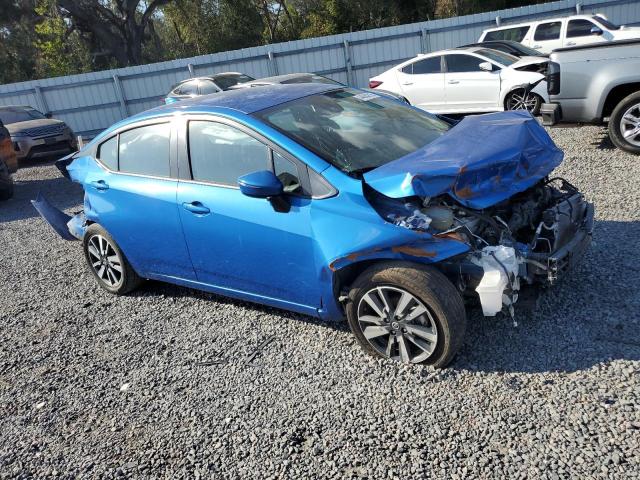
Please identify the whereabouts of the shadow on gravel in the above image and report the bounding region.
[591,127,616,150]
[120,219,640,375]
[0,174,82,223]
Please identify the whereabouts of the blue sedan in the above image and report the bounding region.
[35,84,593,367]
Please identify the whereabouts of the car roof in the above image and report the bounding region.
[173,72,247,86]
[0,105,38,111]
[143,83,342,119]
[245,73,315,84]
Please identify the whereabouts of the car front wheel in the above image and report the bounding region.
[345,262,466,368]
[608,91,640,154]
[505,89,542,115]
[83,224,142,295]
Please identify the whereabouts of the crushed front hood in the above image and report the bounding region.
[363,110,563,209]
[510,56,548,69]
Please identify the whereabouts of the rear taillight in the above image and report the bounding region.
[368,80,383,89]
[547,61,560,95]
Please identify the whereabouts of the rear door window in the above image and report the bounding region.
[484,26,530,42]
[97,136,118,170]
[188,121,269,186]
[402,56,441,75]
[175,81,198,96]
[198,80,220,95]
[119,123,171,177]
[534,21,562,41]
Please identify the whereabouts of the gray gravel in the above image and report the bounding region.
[1,124,639,479]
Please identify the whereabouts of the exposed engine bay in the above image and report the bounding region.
[365,177,594,321]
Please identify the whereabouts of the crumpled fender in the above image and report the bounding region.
[363,110,563,209]
[328,236,470,272]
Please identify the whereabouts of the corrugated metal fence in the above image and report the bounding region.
[0,0,638,138]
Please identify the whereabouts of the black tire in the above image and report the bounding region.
[0,160,14,201]
[83,223,142,295]
[608,91,640,154]
[345,262,466,368]
[505,89,542,115]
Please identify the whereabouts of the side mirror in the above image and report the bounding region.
[590,26,603,35]
[479,62,494,72]
[45,112,53,119]
[238,170,283,198]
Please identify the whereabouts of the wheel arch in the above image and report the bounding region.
[601,82,640,119]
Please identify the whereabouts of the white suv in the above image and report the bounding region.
[478,14,640,54]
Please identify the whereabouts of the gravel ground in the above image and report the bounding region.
[1,124,639,479]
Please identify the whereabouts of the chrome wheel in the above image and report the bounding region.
[87,234,123,287]
[357,286,438,364]
[620,103,640,147]
[506,90,539,113]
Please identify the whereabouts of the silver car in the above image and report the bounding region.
[0,106,77,165]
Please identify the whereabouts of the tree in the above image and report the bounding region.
[56,0,171,67]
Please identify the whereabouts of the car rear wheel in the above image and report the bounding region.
[0,159,13,201]
[83,224,142,295]
[608,91,640,154]
[345,262,466,368]
[505,89,542,115]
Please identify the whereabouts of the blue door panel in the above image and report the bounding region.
[177,181,319,308]
[84,168,195,280]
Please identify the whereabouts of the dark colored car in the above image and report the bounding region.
[0,106,77,166]
[164,73,255,104]
[461,40,549,58]
[0,120,14,200]
[34,84,593,368]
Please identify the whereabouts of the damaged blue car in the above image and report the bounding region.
[34,84,593,367]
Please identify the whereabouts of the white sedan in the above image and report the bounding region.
[368,47,549,115]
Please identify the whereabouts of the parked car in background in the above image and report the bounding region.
[232,72,409,103]
[369,47,549,114]
[460,40,548,57]
[0,120,15,200]
[478,14,640,54]
[164,73,255,104]
[0,106,76,166]
[34,84,593,368]
[541,39,640,154]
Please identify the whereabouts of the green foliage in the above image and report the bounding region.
[0,0,551,84]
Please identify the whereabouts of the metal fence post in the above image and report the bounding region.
[576,3,582,14]
[420,28,430,53]
[267,51,278,76]
[112,74,129,118]
[187,63,195,77]
[34,86,50,115]
[495,16,502,26]
[343,40,354,86]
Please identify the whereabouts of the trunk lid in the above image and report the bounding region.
[363,110,563,209]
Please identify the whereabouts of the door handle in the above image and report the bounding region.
[566,41,576,46]
[447,79,460,84]
[182,201,210,215]
[401,81,413,86]
[533,44,542,49]
[90,180,109,191]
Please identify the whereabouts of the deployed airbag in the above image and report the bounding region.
[364,111,563,209]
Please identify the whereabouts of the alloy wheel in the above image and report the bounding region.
[620,103,640,147]
[87,234,123,287]
[507,90,538,112]
[357,286,439,363]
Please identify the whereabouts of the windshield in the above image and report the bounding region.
[477,49,519,66]
[508,42,546,56]
[593,16,620,30]
[0,107,46,124]
[281,75,341,85]
[254,89,450,175]
[215,74,255,90]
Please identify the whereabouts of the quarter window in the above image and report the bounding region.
[97,136,118,170]
[484,26,530,42]
[402,56,441,75]
[273,151,302,194]
[119,123,171,177]
[188,121,268,185]
[445,54,484,73]
[567,19,598,38]
[534,21,562,41]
